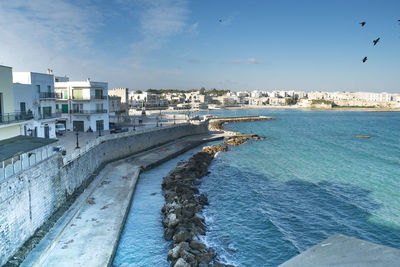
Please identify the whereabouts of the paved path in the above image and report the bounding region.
[279,234,400,267]
[22,132,225,267]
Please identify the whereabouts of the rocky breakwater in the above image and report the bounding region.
[208,116,275,133]
[161,145,232,267]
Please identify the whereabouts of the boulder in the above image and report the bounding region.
[174,258,190,267]
[173,230,191,243]
[190,240,206,251]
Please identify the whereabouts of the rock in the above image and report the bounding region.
[168,213,179,228]
[174,258,190,267]
[167,242,189,261]
[180,249,196,266]
[190,240,206,251]
[173,230,192,243]
[195,252,215,264]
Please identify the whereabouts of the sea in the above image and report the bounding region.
[113,109,400,267]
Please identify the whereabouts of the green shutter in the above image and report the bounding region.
[62,104,68,113]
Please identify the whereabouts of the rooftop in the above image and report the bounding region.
[0,135,57,161]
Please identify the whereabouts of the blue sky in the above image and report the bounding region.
[0,0,399,92]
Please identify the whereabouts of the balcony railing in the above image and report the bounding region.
[39,92,62,99]
[0,112,33,125]
[69,109,108,114]
[71,96,107,100]
[93,95,107,100]
[39,113,62,119]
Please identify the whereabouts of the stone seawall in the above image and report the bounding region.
[0,123,208,266]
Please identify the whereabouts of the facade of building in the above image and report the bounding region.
[55,77,109,132]
[108,88,129,114]
[0,65,33,141]
[13,71,58,138]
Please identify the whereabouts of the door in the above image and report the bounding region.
[20,102,26,114]
[96,120,104,131]
[73,121,84,132]
[44,124,50,138]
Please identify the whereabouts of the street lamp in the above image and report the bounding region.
[75,127,80,149]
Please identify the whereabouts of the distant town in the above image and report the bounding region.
[1,64,399,141]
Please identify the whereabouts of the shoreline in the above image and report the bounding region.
[160,105,400,113]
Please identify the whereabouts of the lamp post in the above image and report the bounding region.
[133,117,136,131]
[75,128,80,149]
[173,114,176,125]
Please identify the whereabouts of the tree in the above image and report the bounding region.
[135,90,143,94]
[200,87,206,95]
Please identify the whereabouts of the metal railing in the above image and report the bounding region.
[72,96,107,100]
[39,112,62,119]
[93,95,107,100]
[69,109,108,114]
[0,112,34,125]
[39,92,62,99]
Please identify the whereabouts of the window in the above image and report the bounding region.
[36,85,40,93]
[95,89,103,99]
[42,106,52,118]
[96,103,104,111]
[20,102,26,113]
[72,89,83,99]
[72,103,83,112]
[47,85,51,92]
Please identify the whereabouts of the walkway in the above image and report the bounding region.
[22,132,225,267]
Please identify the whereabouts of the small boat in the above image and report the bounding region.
[356,135,371,138]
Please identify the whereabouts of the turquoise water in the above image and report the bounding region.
[114,109,400,266]
[113,147,204,266]
[200,109,400,266]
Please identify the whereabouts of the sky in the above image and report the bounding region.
[0,0,399,92]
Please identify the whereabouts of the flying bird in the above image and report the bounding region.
[362,56,367,63]
[360,21,366,27]
[219,19,222,23]
[373,37,380,46]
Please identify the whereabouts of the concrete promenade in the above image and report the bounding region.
[21,132,225,267]
[279,234,400,267]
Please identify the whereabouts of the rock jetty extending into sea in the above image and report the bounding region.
[161,116,274,266]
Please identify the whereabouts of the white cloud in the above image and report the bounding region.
[248,58,261,64]
[0,0,192,89]
[130,0,190,57]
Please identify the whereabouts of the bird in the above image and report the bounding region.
[360,21,366,27]
[362,56,367,63]
[373,37,380,46]
[219,19,222,23]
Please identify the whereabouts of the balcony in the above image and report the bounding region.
[71,95,107,101]
[39,92,62,99]
[39,113,62,120]
[69,109,108,114]
[93,95,108,100]
[0,112,33,125]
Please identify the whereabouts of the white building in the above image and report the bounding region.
[0,65,35,140]
[55,77,109,132]
[13,70,58,138]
